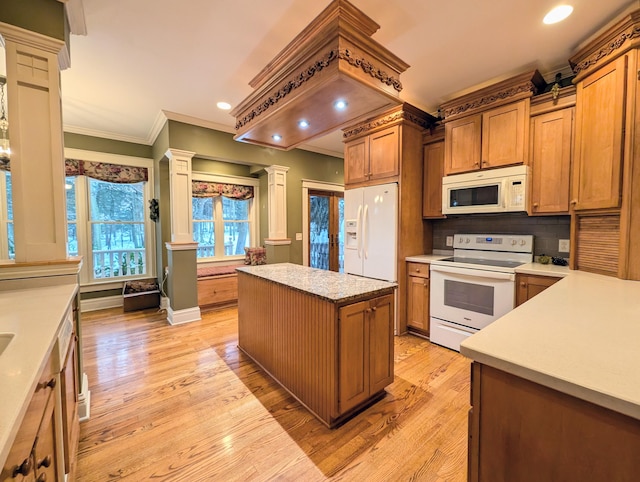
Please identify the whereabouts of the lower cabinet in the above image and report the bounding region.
[468,362,640,481]
[406,262,429,337]
[515,274,561,306]
[338,294,394,414]
[1,352,59,482]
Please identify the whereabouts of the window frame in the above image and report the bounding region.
[0,171,12,260]
[191,171,259,264]
[64,148,156,286]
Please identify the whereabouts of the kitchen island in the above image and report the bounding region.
[460,270,640,481]
[237,263,396,428]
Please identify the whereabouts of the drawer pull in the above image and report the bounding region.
[36,473,47,482]
[38,378,56,390]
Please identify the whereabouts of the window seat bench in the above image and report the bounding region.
[197,265,242,309]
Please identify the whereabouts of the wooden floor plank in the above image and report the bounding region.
[76,306,470,480]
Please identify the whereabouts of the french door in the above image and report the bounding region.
[308,190,344,272]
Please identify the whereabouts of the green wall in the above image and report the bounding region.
[65,132,154,158]
[0,0,66,41]
[166,120,344,264]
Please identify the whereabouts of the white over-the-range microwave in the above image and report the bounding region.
[442,165,529,215]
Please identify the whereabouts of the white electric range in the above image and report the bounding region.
[429,234,534,351]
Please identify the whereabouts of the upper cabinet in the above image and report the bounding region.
[344,125,399,186]
[440,70,546,176]
[422,125,445,218]
[567,9,640,280]
[571,55,627,211]
[529,86,576,215]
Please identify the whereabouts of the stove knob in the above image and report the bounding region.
[511,239,517,246]
[458,237,464,244]
[520,239,527,246]
[465,237,471,244]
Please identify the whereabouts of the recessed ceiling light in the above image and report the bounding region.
[298,120,310,129]
[217,101,232,110]
[334,100,348,111]
[543,5,573,24]
[272,134,282,142]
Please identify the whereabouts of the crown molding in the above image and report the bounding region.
[63,124,151,145]
[342,103,435,139]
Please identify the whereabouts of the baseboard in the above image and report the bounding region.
[80,295,122,313]
[167,306,202,325]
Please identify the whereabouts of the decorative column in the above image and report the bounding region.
[264,165,291,263]
[164,148,200,324]
[1,24,68,262]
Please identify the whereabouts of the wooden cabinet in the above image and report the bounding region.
[1,352,58,482]
[529,107,573,215]
[444,100,529,175]
[338,294,394,414]
[344,125,399,186]
[515,274,561,306]
[572,55,626,211]
[238,270,395,427]
[60,334,79,477]
[468,362,640,482]
[406,262,429,336]
[422,130,445,218]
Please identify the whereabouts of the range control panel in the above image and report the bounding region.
[453,234,534,253]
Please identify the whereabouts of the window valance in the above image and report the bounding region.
[192,180,254,200]
[65,159,148,183]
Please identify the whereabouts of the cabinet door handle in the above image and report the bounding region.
[482,160,488,166]
[474,161,480,167]
[520,282,527,288]
[533,202,539,208]
[36,473,47,482]
[13,457,33,477]
[37,455,52,469]
[570,199,578,205]
[38,378,56,390]
[415,268,420,273]
[371,306,377,312]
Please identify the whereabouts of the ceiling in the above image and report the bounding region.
[6,0,638,158]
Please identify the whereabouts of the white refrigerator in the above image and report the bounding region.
[344,182,398,282]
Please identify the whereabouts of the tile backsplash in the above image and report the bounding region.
[431,213,571,258]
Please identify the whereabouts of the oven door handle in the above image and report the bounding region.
[430,264,515,281]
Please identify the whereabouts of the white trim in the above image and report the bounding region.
[302,181,344,267]
[147,110,169,145]
[64,125,150,145]
[167,306,202,325]
[165,242,198,251]
[163,110,236,135]
[79,280,124,293]
[63,0,88,36]
[191,171,260,186]
[264,238,291,246]
[0,261,82,279]
[0,22,65,55]
[80,295,122,313]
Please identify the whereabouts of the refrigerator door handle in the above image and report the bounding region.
[356,204,363,258]
[362,204,369,259]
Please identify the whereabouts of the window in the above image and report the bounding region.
[65,151,154,284]
[0,171,13,260]
[192,174,258,261]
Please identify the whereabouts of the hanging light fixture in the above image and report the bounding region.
[0,76,10,161]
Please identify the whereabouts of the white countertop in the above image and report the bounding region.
[405,254,450,263]
[0,284,78,467]
[237,263,396,302]
[460,270,640,420]
[514,262,571,277]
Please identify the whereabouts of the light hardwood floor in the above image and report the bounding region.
[77,306,470,481]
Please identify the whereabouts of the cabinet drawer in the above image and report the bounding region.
[407,262,429,278]
[198,274,238,307]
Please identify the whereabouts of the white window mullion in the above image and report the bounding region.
[214,197,225,258]
[75,176,90,285]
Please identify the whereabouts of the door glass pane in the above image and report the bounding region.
[310,194,329,270]
[444,279,494,316]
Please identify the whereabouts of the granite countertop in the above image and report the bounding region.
[237,263,396,302]
[0,284,78,468]
[460,270,640,420]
